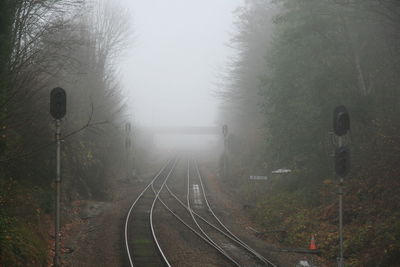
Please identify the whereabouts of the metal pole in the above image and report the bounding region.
[338,178,344,267]
[223,136,227,179]
[54,120,61,267]
[126,138,130,178]
[337,136,344,267]
[125,123,131,179]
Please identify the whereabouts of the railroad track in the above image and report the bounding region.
[124,159,176,267]
[186,160,277,267]
[125,157,278,266]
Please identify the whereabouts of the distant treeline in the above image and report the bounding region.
[219,0,400,265]
[0,1,131,265]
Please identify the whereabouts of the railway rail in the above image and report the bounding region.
[124,159,176,267]
[124,157,278,267]
[187,160,277,267]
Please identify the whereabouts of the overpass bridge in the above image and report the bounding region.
[146,126,221,135]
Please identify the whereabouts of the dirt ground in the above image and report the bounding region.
[60,163,161,267]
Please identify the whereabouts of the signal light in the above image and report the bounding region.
[50,87,66,119]
[335,146,350,177]
[126,123,131,133]
[222,124,228,137]
[333,105,350,136]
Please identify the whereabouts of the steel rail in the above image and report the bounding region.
[194,160,278,267]
[150,178,239,266]
[166,181,275,265]
[162,160,278,266]
[186,160,241,266]
[149,159,178,267]
[149,159,247,266]
[125,157,278,267]
[166,182,270,263]
[124,159,173,267]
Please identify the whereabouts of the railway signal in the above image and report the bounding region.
[126,122,131,134]
[50,87,66,267]
[333,105,350,136]
[332,105,350,267]
[50,87,66,120]
[222,124,228,137]
[335,146,350,177]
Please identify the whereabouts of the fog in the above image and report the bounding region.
[4,1,400,266]
[117,0,242,128]
[3,1,400,266]
[112,0,242,149]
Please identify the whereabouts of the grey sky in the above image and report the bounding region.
[117,0,243,127]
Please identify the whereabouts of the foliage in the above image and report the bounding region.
[0,0,132,265]
[220,0,400,265]
[0,179,49,266]
[0,216,48,267]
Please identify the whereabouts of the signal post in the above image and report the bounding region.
[333,105,350,267]
[50,87,66,267]
[222,124,228,180]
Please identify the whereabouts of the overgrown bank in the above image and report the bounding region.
[0,1,132,265]
[224,163,400,266]
[218,1,400,266]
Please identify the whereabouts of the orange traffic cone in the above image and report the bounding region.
[309,234,317,250]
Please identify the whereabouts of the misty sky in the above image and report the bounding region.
[117,0,243,128]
